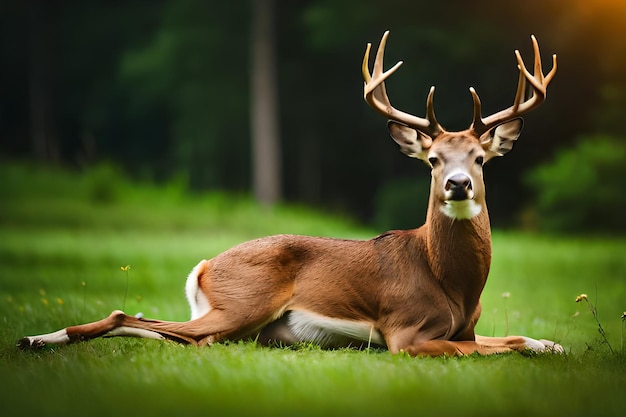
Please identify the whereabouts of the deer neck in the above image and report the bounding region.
[424,197,492,314]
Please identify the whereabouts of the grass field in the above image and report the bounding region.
[1,163,625,416]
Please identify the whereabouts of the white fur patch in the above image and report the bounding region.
[539,339,565,353]
[523,336,564,353]
[521,336,546,351]
[26,329,70,346]
[185,260,212,320]
[287,310,385,347]
[439,200,482,220]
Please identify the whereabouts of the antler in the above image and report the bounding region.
[362,31,444,138]
[470,35,557,137]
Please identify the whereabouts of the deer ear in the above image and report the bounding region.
[388,121,433,161]
[481,118,523,162]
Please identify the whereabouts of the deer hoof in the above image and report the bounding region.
[539,339,564,353]
[16,337,45,350]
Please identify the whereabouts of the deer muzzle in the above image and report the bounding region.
[445,174,474,201]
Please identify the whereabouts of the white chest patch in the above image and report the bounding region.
[440,200,482,220]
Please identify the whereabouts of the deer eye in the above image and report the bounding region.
[428,157,439,167]
[475,156,484,166]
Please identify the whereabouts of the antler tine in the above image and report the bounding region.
[362,32,403,98]
[471,35,557,137]
[532,35,544,83]
[470,87,484,133]
[362,43,372,83]
[363,31,444,138]
[425,86,440,131]
[512,62,527,112]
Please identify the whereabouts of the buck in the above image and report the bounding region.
[19,32,561,356]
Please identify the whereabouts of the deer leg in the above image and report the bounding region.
[475,335,563,353]
[384,326,563,357]
[118,307,284,346]
[396,337,564,357]
[387,338,530,357]
[17,310,212,349]
[18,310,134,349]
[18,298,290,349]
[385,328,467,357]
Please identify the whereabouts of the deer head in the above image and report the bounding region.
[363,31,557,220]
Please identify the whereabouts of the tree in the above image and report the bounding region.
[250,0,282,205]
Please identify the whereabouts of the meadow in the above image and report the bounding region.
[1,163,625,417]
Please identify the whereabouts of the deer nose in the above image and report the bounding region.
[445,174,472,200]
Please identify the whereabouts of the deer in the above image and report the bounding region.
[18,31,561,356]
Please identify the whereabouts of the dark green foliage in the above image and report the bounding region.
[526,136,626,234]
[84,163,126,204]
[374,177,430,231]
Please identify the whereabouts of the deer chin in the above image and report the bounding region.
[439,199,482,220]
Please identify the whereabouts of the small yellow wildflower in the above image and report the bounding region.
[120,265,131,272]
[57,298,64,305]
[575,294,588,303]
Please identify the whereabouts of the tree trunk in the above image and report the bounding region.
[27,0,58,162]
[250,0,281,205]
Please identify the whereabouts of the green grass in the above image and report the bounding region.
[1,162,625,417]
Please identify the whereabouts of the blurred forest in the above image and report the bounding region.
[1,0,625,233]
